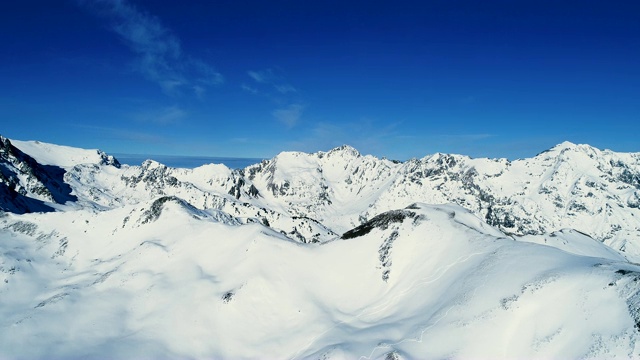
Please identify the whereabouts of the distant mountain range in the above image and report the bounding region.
[4,136,638,257]
[2,135,640,358]
[113,153,264,169]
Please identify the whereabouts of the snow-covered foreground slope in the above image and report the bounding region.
[2,203,640,359]
[3,135,640,358]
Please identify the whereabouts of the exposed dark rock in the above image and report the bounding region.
[342,209,416,240]
[140,196,198,224]
[379,230,399,282]
[221,291,234,303]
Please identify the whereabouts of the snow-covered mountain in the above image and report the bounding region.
[2,135,640,358]
[239,142,640,255]
[10,137,637,256]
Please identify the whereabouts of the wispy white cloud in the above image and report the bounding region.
[240,84,259,94]
[246,68,296,95]
[79,0,223,96]
[272,104,304,128]
[245,68,303,126]
[274,84,297,94]
[193,85,206,99]
[247,70,272,83]
[133,105,187,125]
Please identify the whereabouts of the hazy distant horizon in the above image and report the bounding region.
[113,153,264,169]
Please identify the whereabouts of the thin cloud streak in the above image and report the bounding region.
[272,104,304,128]
[246,68,297,95]
[246,68,303,126]
[275,84,297,94]
[240,84,259,94]
[79,0,223,96]
[247,69,278,84]
[133,106,187,125]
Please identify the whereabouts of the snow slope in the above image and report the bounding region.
[10,139,119,168]
[2,203,640,359]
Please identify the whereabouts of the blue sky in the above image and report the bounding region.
[1,0,638,160]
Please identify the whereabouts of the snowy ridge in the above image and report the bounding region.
[0,136,79,213]
[3,136,640,251]
[10,139,120,168]
[2,135,640,358]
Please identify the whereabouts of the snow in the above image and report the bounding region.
[11,139,109,168]
[517,229,628,262]
[2,136,640,358]
[15,136,636,254]
[3,203,640,358]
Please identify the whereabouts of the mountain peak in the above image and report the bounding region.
[536,141,603,158]
[553,140,578,149]
[549,141,602,153]
[326,144,361,157]
[141,159,166,169]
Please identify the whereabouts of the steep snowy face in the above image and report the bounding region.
[498,143,640,245]
[0,136,78,213]
[10,139,120,168]
[243,145,400,229]
[481,143,640,250]
[2,202,640,359]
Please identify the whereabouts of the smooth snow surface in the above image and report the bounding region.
[3,203,640,359]
[2,136,640,359]
[10,139,115,168]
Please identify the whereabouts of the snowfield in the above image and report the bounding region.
[2,136,640,359]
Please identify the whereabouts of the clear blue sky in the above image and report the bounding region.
[1,0,638,160]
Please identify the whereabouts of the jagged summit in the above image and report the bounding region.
[140,158,166,169]
[325,144,361,157]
